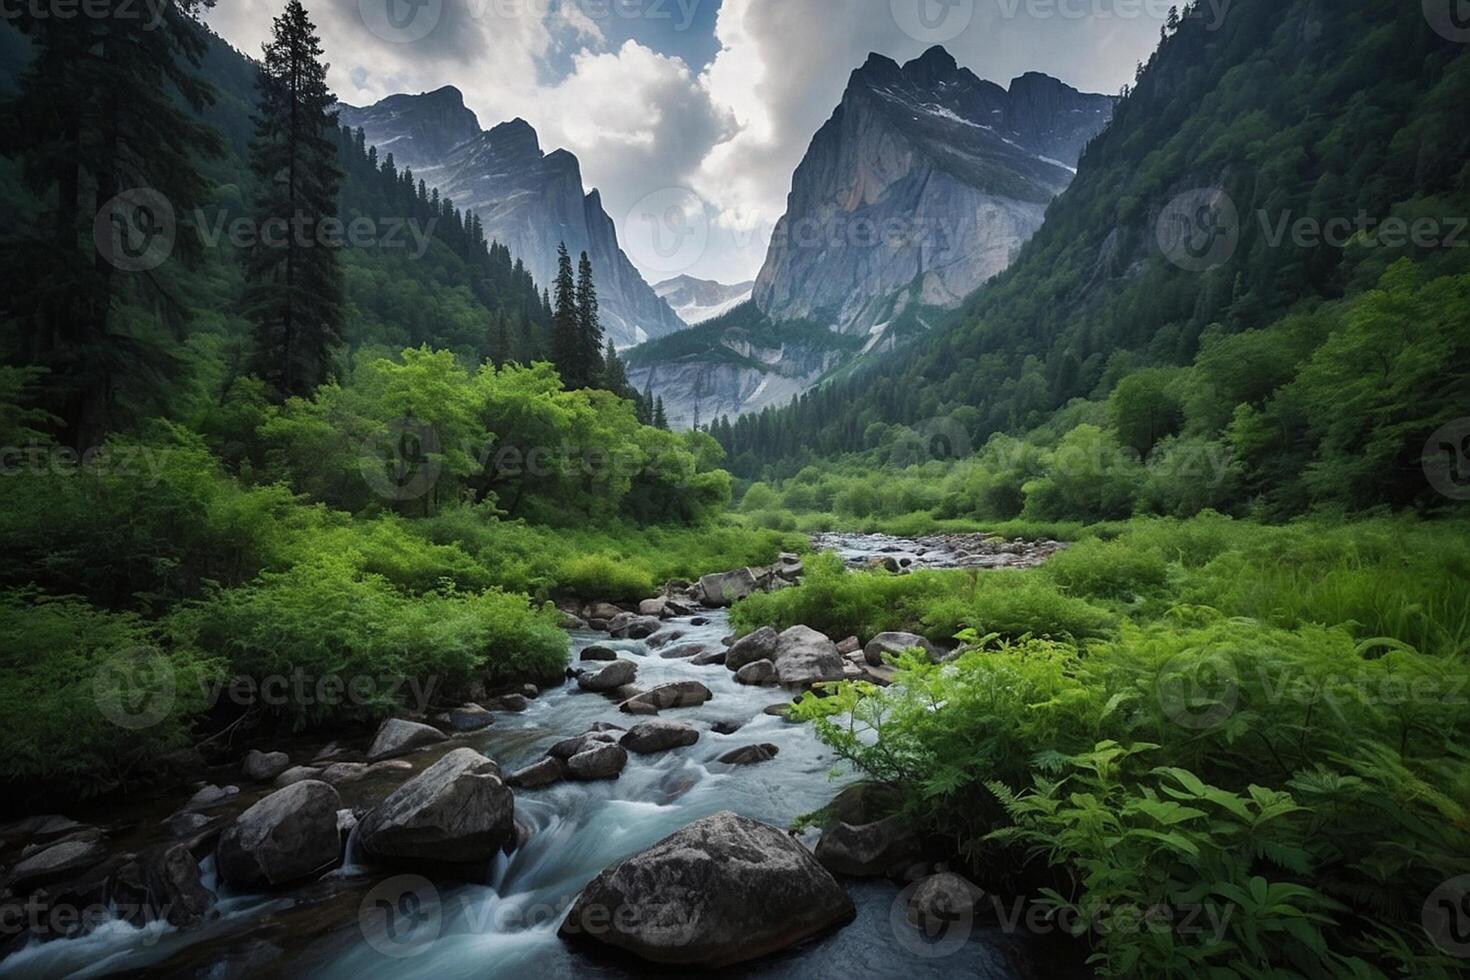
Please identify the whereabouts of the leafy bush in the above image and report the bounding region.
[556,553,658,601]
[171,554,566,728]
[1044,538,1168,599]
[0,593,223,788]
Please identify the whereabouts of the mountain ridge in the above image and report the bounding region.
[339,89,686,348]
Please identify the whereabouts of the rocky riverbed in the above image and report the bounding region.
[0,534,1076,979]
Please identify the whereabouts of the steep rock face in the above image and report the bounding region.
[625,302,858,428]
[339,89,684,347]
[654,276,756,326]
[753,46,1114,340]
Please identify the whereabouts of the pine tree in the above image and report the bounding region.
[488,313,512,367]
[602,339,629,395]
[244,0,344,400]
[549,242,584,388]
[0,0,222,447]
[575,251,604,386]
[653,396,668,430]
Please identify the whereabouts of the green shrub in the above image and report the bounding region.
[921,572,1119,642]
[747,509,798,531]
[0,593,223,789]
[171,554,566,728]
[556,553,658,601]
[1044,538,1168,599]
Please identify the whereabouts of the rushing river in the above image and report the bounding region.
[4,538,1073,980]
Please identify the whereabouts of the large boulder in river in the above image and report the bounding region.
[718,744,780,765]
[579,644,618,662]
[578,659,638,692]
[241,749,290,782]
[814,815,920,877]
[619,681,712,714]
[358,748,514,866]
[864,631,941,666]
[366,718,447,762]
[565,742,629,780]
[774,626,845,687]
[559,811,854,967]
[609,613,661,639]
[735,659,777,686]
[907,872,985,931]
[724,626,779,671]
[507,757,565,789]
[6,838,111,892]
[216,780,343,887]
[697,568,758,607]
[548,731,621,760]
[621,721,700,754]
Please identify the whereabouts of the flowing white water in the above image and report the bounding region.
[7,540,1068,979]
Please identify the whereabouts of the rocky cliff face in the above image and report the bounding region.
[753,46,1114,340]
[625,303,858,429]
[339,88,685,347]
[654,276,755,326]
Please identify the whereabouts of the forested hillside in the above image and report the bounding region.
[0,4,749,797]
[716,0,1470,520]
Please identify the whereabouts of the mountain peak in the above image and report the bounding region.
[908,45,958,72]
[486,117,541,156]
[421,84,466,106]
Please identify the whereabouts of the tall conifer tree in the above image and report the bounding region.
[244,0,344,400]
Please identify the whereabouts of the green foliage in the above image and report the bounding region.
[556,554,657,602]
[731,552,1117,644]
[794,514,1470,976]
[0,593,223,788]
[171,553,566,728]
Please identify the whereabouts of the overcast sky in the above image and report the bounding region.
[206,0,1169,284]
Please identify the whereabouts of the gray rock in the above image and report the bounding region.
[184,784,239,810]
[710,720,744,735]
[319,762,372,786]
[619,681,713,714]
[580,644,619,661]
[689,647,728,667]
[367,718,447,762]
[621,721,700,754]
[718,744,780,765]
[774,626,845,687]
[163,811,214,837]
[608,612,661,639]
[578,659,638,692]
[645,629,687,650]
[907,872,985,931]
[638,597,669,617]
[274,765,324,787]
[697,568,758,607]
[814,816,920,877]
[449,703,495,731]
[216,780,343,887]
[585,602,626,622]
[735,659,778,686]
[7,838,111,892]
[565,742,628,781]
[507,757,564,788]
[836,636,861,655]
[242,750,290,782]
[659,643,710,660]
[358,748,514,865]
[487,693,531,712]
[559,811,854,967]
[548,731,621,760]
[724,626,779,671]
[864,631,941,666]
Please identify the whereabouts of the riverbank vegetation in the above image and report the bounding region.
[729,514,1470,977]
